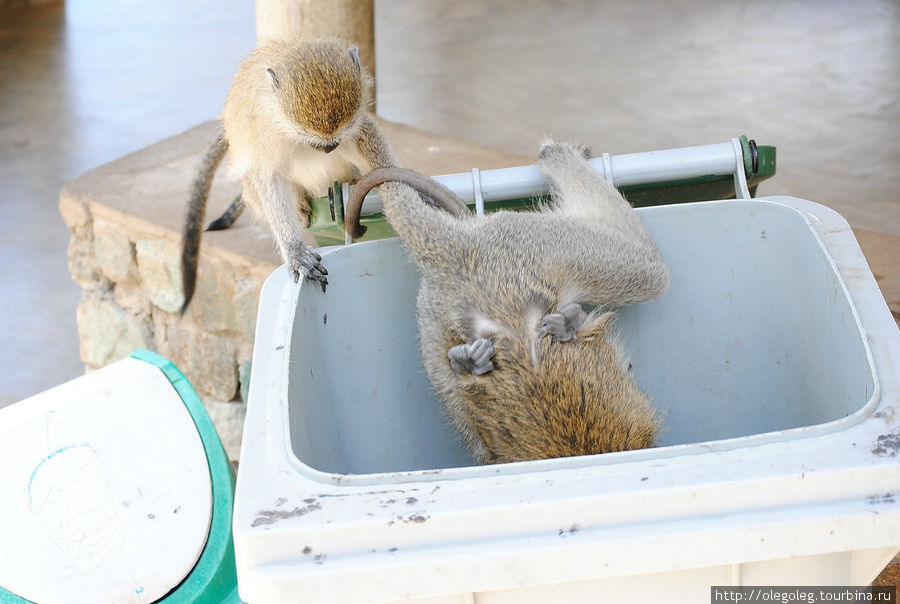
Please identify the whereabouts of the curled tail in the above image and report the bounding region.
[346,167,472,270]
[181,130,228,313]
[345,167,470,238]
[206,193,244,231]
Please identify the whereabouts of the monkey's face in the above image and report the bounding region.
[266,41,368,153]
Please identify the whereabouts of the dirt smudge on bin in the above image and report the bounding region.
[873,408,897,425]
[558,524,581,536]
[872,433,900,457]
[390,511,429,525]
[252,500,322,527]
[867,492,895,505]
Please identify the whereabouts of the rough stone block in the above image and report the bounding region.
[59,188,91,236]
[92,218,137,284]
[187,255,238,333]
[135,238,183,313]
[203,399,246,464]
[234,280,261,344]
[163,323,239,402]
[67,236,101,289]
[77,295,151,368]
[112,281,152,317]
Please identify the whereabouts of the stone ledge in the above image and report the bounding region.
[59,118,531,461]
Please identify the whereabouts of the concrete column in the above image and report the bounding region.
[255,0,376,107]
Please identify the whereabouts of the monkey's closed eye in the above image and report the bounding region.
[313,141,339,154]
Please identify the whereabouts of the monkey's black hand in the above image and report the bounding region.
[288,246,329,293]
[448,338,495,376]
[539,303,587,342]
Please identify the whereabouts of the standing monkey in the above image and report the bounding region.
[349,142,669,464]
[180,37,398,312]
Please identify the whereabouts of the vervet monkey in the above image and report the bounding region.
[180,37,398,312]
[348,142,669,464]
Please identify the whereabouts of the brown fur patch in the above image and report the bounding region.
[273,41,362,136]
[458,325,659,464]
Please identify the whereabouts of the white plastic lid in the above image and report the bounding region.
[0,357,212,603]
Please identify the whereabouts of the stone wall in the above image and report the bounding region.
[59,123,277,460]
[60,119,531,462]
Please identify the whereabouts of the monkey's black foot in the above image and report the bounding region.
[539,303,587,342]
[288,249,329,293]
[449,338,495,376]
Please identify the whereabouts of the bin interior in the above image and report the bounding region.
[287,200,875,476]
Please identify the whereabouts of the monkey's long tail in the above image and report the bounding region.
[206,193,244,231]
[180,130,228,314]
[345,167,470,239]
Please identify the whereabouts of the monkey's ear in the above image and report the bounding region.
[266,67,280,89]
[348,46,361,71]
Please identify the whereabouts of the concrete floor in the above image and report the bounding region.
[1,0,898,405]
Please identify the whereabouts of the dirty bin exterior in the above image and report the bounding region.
[0,351,241,604]
[234,197,900,603]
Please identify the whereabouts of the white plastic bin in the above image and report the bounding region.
[234,197,900,603]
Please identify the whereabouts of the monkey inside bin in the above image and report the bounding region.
[346,141,670,465]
